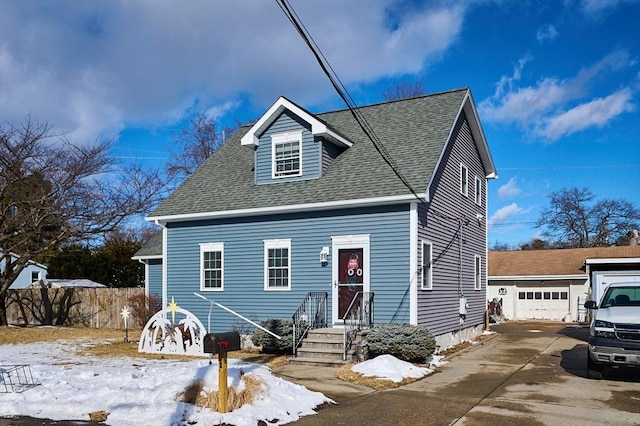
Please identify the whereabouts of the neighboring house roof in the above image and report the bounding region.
[148,88,496,223]
[489,246,640,279]
[132,232,163,259]
[0,249,48,271]
[29,278,107,288]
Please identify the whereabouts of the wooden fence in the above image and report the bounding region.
[6,287,147,328]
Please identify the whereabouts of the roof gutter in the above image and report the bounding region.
[147,193,422,224]
[489,274,587,281]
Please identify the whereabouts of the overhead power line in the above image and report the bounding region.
[275,0,424,204]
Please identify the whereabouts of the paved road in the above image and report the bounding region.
[288,321,640,426]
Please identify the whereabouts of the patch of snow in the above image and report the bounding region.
[0,340,330,425]
[426,354,447,368]
[351,354,432,383]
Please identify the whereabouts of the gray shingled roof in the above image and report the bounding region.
[132,232,163,258]
[149,88,472,220]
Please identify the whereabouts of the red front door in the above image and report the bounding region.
[337,248,364,319]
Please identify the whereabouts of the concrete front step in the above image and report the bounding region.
[291,327,366,366]
[288,355,351,367]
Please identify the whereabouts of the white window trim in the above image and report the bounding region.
[421,240,433,290]
[474,175,482,206]
[474,254,482,290]
[460,163,468,197]
[271,131,302,179]
[200,242,224,292]
[264,238,292,291]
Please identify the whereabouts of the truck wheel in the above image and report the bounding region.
[587,350,604,380]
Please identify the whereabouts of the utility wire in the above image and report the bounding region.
[275,0,425,204]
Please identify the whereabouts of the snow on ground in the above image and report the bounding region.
[1,339,445,425]
[0,340,330,426]
[351,354,446,383]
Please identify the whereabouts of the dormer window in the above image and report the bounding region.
[272,131,302,178]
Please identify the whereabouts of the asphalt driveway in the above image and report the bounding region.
[285,321,640,426]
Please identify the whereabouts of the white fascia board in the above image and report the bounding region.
[131,255,162,261]
[462,91,497,180]
[147,193,423,224]
[585,257,640,265]
[424,90,498,201]
[323,128,352,148]
[489,274,587,281]
[240,96,352,148]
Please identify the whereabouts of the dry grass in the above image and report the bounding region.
[0,325,125,345]
[88,410,109,422]
[337,363,419,390]
[0,325,286,364]
[180,371,264,412]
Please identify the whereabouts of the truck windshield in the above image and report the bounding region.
[600,287,640,308]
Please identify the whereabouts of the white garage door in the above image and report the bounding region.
[516,285,570,320]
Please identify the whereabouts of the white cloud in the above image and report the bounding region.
[488,203,526,230]
[479,50,636,141]
[537,88,635,139]
[0,1,469,144]
[580,0,624,16]
[498,177,522,199]
[536,24,559,42]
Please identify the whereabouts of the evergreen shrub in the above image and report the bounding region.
[250,318,294,353]
[366,323,436,362]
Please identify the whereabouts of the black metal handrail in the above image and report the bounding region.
[342,291,374,360]
[292,291,328,356]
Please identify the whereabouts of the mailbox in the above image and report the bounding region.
[204,331,241,354]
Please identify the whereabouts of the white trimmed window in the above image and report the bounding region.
[474,255,482,290]
[264,239,291,291]
[421,241,433,290]
[200,242,224,291]
[272,131,302,178]
[474,176,482,205]
[460,163,468,196]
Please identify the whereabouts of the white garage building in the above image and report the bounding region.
[488,246,640,322]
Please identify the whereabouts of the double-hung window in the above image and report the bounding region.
[460,164,468,196]
[272,131,302,178]
[474,255,482,290]
[421,241,433,290]
[264,239,291,290]
[474,176,482,205]
[200,242,224,291]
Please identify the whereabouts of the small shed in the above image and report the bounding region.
[29,278,107,289]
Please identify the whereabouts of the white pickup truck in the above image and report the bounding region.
[584,282,640,379]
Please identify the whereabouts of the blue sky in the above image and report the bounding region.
[1,0,639,247]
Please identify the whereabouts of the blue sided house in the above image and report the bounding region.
[134,88,497,354]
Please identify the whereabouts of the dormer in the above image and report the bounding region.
[241,97,352,184]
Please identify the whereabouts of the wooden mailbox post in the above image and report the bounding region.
[203,331,242,413]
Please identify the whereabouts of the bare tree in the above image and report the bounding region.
[0,117,166,324]
[166,112,237,181]
[382,79,426,101]
[536,187,640,248]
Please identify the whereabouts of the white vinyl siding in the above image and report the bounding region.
[264,239,291,291]
[421,241,433,290]
[272,131,302,178]
[200,242,224,291]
